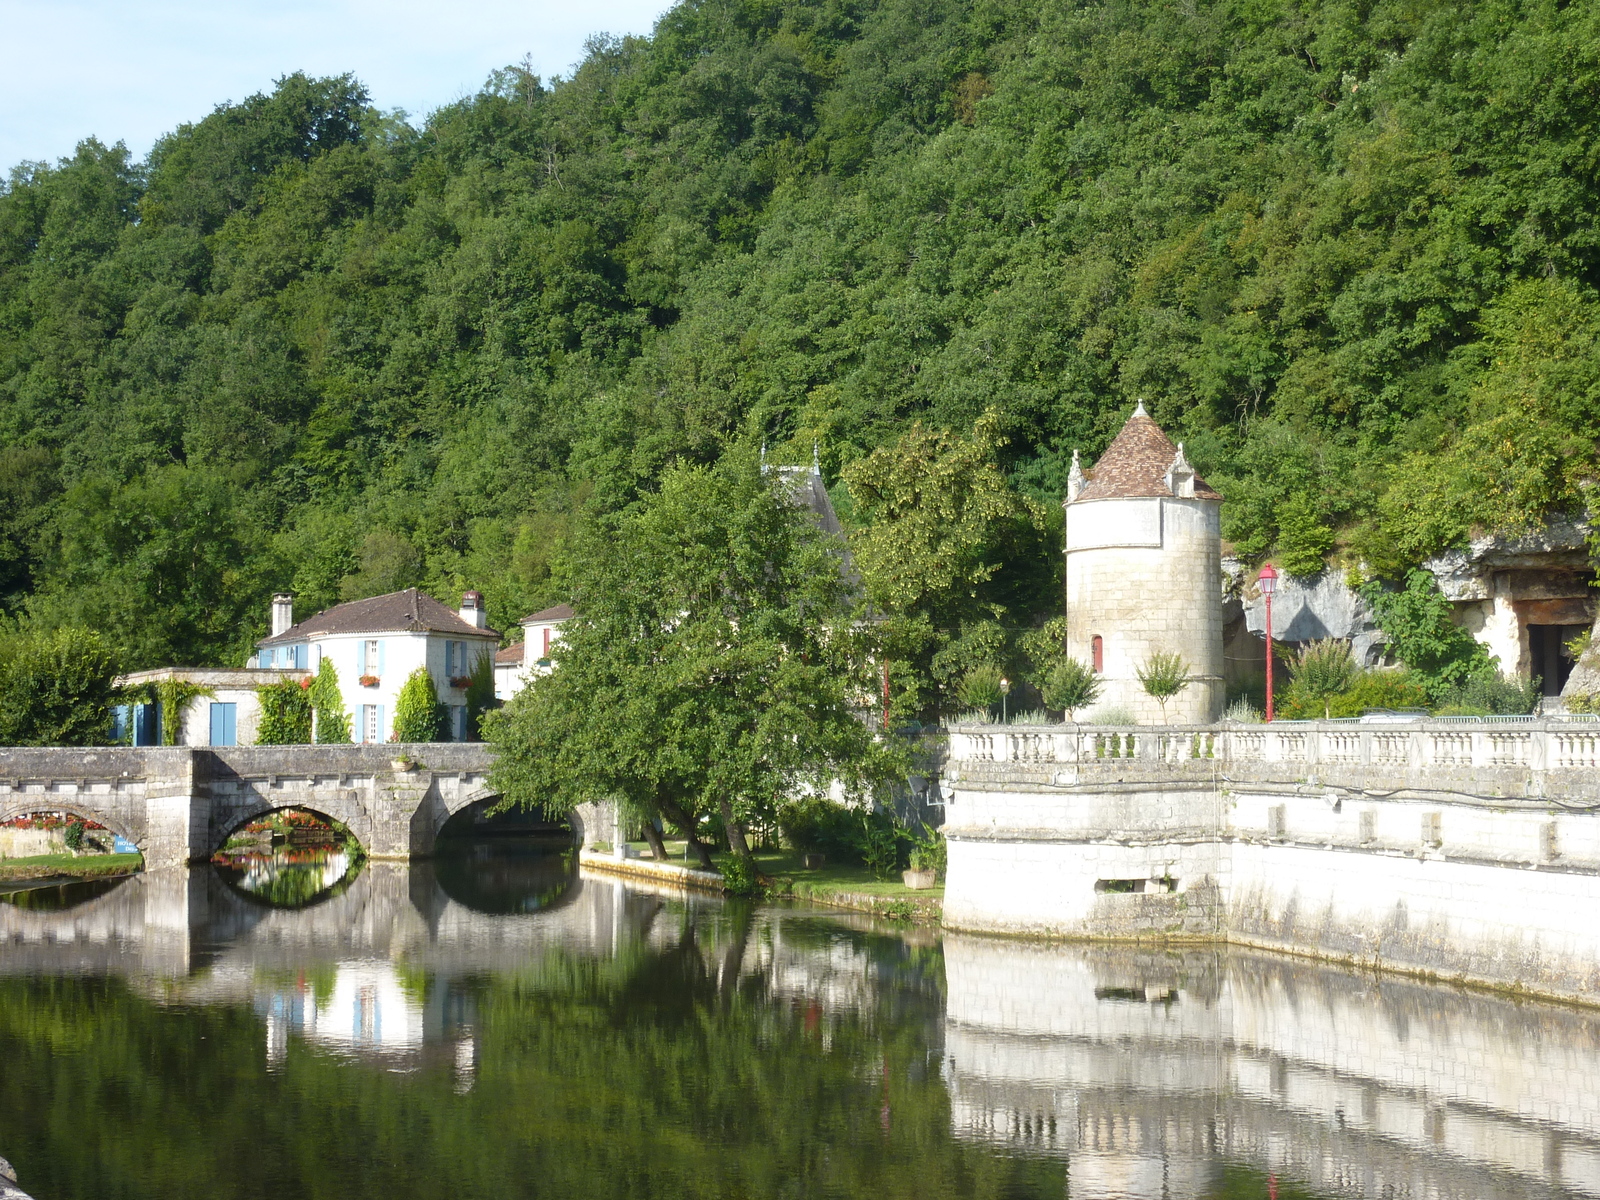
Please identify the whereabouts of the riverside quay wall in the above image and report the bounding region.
[940,719,1600,1005]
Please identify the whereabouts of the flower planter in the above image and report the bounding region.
[358,675,380,688]
[902,867,937,890]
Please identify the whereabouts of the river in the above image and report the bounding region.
[0,840,1594,1200]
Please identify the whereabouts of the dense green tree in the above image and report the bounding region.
[0,625,120,746]
[487,456,894,869]
[2,0,1600,672]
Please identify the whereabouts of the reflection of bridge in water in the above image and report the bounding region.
[4,866,1600,1198]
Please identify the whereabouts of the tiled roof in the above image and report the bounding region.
[1074,408,1221,502]
[494,643,524,665]
[259,588,501,646]
[521,603,575,624]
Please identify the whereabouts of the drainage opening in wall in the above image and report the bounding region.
[1095,876,1179,895]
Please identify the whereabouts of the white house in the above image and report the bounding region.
[494,604,574,702]
[252,588,501,743]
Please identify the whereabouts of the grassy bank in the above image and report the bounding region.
[0,852,143,884]
[628,841,943,922]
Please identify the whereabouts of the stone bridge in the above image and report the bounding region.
[0,744,566,868]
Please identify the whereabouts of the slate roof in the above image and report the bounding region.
[258,588,501,646]
[1074,408,1221,502]
[521,603,575,624]
[494,643,525,665]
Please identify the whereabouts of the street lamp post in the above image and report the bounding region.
[1000,676,1011,724]
[1258,564,1278,722]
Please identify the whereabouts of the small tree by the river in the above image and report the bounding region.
[486,454,899,874]
[1137,652,1190,723]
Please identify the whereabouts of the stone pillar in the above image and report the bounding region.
[140,748,207,868]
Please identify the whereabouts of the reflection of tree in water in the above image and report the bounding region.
[212,810,361,909]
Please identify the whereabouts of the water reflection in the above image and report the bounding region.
[0,845,1594,1200]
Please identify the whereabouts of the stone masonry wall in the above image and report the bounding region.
[1065,497,1223,724]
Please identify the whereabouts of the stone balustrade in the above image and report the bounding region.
[945,718,1600,800]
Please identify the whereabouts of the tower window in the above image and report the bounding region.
[1092,636,1104,673]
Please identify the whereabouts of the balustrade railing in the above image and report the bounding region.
[943,719,1600,776]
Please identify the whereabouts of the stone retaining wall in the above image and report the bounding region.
[942,719,1600,1005]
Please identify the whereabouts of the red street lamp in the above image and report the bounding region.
[1258,563,1279,722]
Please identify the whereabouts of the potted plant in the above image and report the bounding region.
[358,674,381,688]
[902,826,945,890]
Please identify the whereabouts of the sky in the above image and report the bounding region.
[0,0,674,174]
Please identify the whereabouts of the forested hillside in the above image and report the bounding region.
[2,0,1598,669]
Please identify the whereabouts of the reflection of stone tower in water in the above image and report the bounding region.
[1065,403,1224,724]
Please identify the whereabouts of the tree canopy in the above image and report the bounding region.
[486,456,893,866]
[3,0,1599,670]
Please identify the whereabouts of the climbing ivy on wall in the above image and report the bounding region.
[256,680,313,745]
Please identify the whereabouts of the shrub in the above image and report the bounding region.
[957,664,1004,713]
[1136,651,1190,721]
[907,825,946,874]
[1040,657,1100,720]
[1090,706,1137,726]
[853,809,902,880]
[1359,570,1493,698]
[0,625,121,747]
[1300,670,1430,719]
[1436,669,1542,716]
[63,820,86,853]
[719,854,760,896]
[256,680,312,744]
[392,667,445,742]
[1224,696,1263,723]
[308,659,351,743]
[1282,639,1357,719]
[778,796,864,862]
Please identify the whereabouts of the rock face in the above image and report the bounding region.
[1423,516,1592,600]
[1222,562,1385,688]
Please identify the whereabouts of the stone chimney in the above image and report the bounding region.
[271,593,294,637]
[460,590,487,629]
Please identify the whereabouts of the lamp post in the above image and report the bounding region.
[1258,563,1278,722]
[1000,676,1011,725]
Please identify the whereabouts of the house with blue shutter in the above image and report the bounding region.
[115,588,501,746]
[252,589,501,743]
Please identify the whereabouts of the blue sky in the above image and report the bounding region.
[1,0,673,174]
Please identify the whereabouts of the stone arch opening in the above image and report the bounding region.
[210,806,364,910]
[0,803,141,865]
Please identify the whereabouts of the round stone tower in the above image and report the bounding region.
[1064,403,1224,724]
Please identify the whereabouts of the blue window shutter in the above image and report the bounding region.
[209,704,222,745]
[225,704,237,745]
[444,639,453,678]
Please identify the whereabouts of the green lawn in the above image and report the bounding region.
[625,841,944,903]
[0,852,143,882]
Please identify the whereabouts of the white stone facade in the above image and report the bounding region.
[1065,496,1224,723]
[941,719,1600,1005]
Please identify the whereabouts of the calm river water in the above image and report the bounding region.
[0,842,1595,1200]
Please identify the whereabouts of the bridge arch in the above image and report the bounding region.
[209,797,375,862]
[0,796,139,851]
